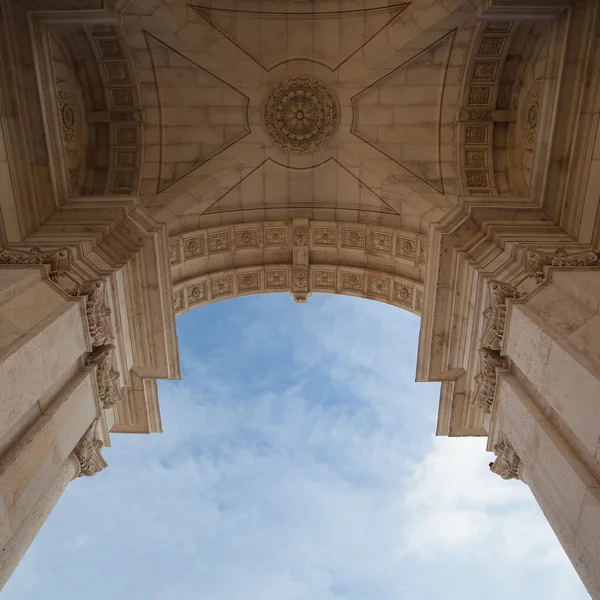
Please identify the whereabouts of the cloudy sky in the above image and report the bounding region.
[3,294,589,599]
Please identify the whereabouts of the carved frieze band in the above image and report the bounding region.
[459,21,515,196]
[73,419,107,478]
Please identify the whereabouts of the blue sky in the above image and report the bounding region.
[3,294,589,599]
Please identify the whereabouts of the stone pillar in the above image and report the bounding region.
[494,268,600,599]
[0,263,106,590]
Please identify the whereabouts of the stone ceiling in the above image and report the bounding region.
[120,0,476,237]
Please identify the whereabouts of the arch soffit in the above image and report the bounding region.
[170,220,426,316]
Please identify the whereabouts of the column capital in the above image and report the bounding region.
[73,420,108,478]
[489,432,524,481]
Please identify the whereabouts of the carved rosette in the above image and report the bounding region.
[264,76,338,153]
[85,344,122,409]
[472,349,507,414]
[0,246,70,281]
[489,435,523,481]
[73,420,107,478]
[525,247,599,283]
[481,282,521,352]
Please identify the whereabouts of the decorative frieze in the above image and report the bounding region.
[71,279,113,348]
[370,231,392,255]
[489,434,523,481]
[341,228,365,249]
[73,420,108,477]
[265,269,288,288]
[367,275,390,299]
[208,231,231,254]
[264,226,288,246]
[237,271,260,292]
[341,272,364,292]
[235,228,259,249]
[313,269,336,289]
[525,247,599,282]
[210,274,233,298]
[0,246,70,282]
[85,344,122,409]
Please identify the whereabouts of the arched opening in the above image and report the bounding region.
[2,293,588,599]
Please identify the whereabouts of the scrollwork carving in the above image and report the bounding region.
[525,247,599,283]
[489,434,523,481]
[472,349,507,414]
[73,419,108,478]
[0,246,70,282]
[481,282,521,352]
[85,344,122,409]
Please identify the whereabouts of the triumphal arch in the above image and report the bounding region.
[1,0,600,595]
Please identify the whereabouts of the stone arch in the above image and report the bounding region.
[169,220,426,316]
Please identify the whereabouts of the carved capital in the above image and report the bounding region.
[472,349,507,414]
[70,279,113,347]
[0,246,70,281]
[481,281,522,351]
[526,247,598,283]
[86,344,122,409]
[489,434,523,481]
[73,420,107,478]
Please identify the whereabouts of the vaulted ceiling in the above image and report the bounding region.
[120,0,477,237]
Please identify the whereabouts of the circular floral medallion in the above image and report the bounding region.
[521,80,542,151]
[264,76,338,153]
[56,81,82,152]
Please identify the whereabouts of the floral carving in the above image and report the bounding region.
[173,289,184,311]
[525,247,599,283]
[481,282,521,351]
[211,275,232,298]
[237,272,260,291]
[169,241,182,264]
[85,344,122,409]
[291,292,311,304]
[292,266,308,289]
[394,282,414,306]
[342,272,364,292]
[370,231,392,255]
[467,110,492,121]
[266,270,288,288]
[368,275,390,299]
[236,229,259,249]
[342,229,365,249]
[183,236,205,259]
[468,87,492,106]
[465,126,487,144]
[466,171,489,187]
[293,226,309,247]
[187,282,207,306]
[489,434,523,481]
[522,80,542,150]
[208,231,230,254]
[264,227,287,246]
[313,227,336,247]
[395,236,417,260]
[472,61,497,81]
[472,349,507,414]
[465,149,487,168]
[0,246,70,282]
[478,37,505,56]
[313,270,336,288]
[56,82,81,151]
[264,76,338,153]
[73,420,107,477]
[70,279,113,347]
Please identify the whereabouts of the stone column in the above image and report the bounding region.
[0,262,106,590]
[0,420,106,590]
[494,268,600,599]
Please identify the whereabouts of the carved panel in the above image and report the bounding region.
[237,271,260,292]
[468,86,492,106]
[313,227,337,247]
[419,241,428,265]
[313,269,336,289]
[395,236,417,260]
[183,235,205,259]
[236,228,260,249]
[341,272,364,292]
[477,37,505,57]
[367,275,390,299]
[369,231,393,255]
[208,231,231,254]
[211,274,233,298]
[393,282,414,307]
[416,289,423,312]
[169,241,181,265]
[293,226,309,247]
[466,171,490,187]
[292,266,308,288]
[173,289,184,311]
[341,228,366,249]
[465,149,487,167]
[264,226,288,246]
[187,282,207,306]
[265,269,289,288]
